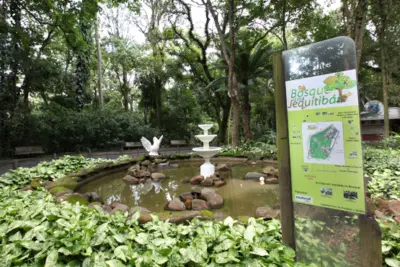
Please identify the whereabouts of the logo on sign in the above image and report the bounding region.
[295,195,313,203]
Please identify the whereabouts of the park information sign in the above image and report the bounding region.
[286,69,366,214]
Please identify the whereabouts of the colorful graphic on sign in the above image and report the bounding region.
[286,69,365,214]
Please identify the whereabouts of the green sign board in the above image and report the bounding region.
[286,69,366,214]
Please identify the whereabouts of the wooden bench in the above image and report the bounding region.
[14,146,45,156]
[122,142,142,150]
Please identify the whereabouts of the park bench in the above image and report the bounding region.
[170,140,187,153]
[122,142,142,150]
[14,146,45,156]
[170,140,187,146]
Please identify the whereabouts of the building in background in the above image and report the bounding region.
[360,101,400,141]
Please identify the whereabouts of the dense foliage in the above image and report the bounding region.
[6,105,160,154]
[0,188,307,267]
[363,147,400,200]
[0,156,110,188]
[380,219,400,267]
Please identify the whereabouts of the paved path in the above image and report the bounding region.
[0,147,193,176]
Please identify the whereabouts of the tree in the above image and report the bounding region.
[341,0,368,70]
[207,0,241,148]
[323,72,357,102]
[169,0,231,144]
[95,15,104,108]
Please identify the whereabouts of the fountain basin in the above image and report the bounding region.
[195,134,217,143]
[192,147,221,159]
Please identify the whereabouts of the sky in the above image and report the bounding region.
[101,0,342,45]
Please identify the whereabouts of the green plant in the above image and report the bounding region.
[295,218,351,267]
[0,188,309,267]
[367,170,400,200]
[0,156,110,188]
[220,141,277,160]
[379,218,400,267]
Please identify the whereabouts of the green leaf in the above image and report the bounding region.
[106,259,126,267]
[113,234,125,243]
[134,233,148,245]
[385,258,400,267]
[244,225,255,242]
[114,246,129,262]
[250,247,269,256]
[44,250,58,267]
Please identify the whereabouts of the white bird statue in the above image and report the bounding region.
[140,135,163,156]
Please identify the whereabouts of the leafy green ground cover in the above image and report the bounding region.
[0,156,111,188]
[0,188,309,267]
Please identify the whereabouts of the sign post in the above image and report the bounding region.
[274,37,381,266]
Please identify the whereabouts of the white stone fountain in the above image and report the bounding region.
[192,124,222,178]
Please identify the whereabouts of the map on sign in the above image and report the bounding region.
[302,122,345,165]
[309,124,339,159]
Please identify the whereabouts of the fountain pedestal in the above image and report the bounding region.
[193,124,221,178]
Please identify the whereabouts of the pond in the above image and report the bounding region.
[78,161,280,218]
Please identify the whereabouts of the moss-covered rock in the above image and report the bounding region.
[49,186,73,197]
[199,210,214,219]
[30,178,41,189]
[47,176,79,191]
[65,194,89,206]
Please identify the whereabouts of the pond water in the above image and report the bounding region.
[78,162,280,218]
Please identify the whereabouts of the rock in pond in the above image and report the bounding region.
[216,164,230,172]
[151,172,167,182]
[201,189,223,209]
[167,198,186,211]
[255,207,279,219]
[264,178,279,184]
[214,181,226,187]
[245,172,268,180]
[201,177,214,187]
[159,211,202,224]
[84,192,102,202]
[170,163,179,168]
[103,205,113,213]
[180,192,193,201]
[123,175,139,185]
[141,160,152,166]
[192,199,209,210]
[263,166,276,175]
[111,203,129,214]
[190,175,204,184]
[207,194,224,209]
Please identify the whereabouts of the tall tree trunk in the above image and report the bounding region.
[378,0,390,138]
[219,101,231,144]
[241,80,251,141]
[281,0,288,50]
[353,0,368,70]
[155,77,162,128]
[343,0,368,71]
[228,0,240,148]
[10,0,21,108]
[95,16,103,108]
[122,70,129,112]
[380,33,390,138]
